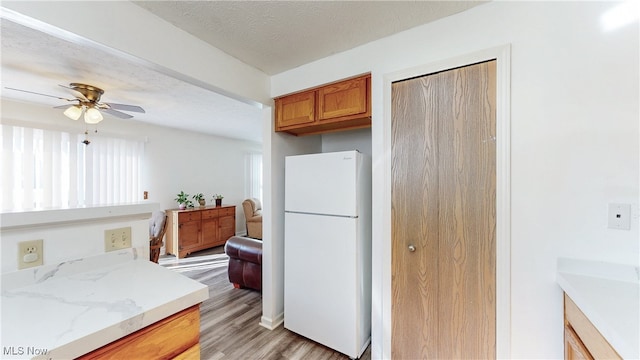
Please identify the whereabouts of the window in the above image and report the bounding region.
[244,152,263,202]
[1,124,144,211]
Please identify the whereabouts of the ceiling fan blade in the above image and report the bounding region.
[102,108,134,119]
[104,103,145,113]
[5,87,76,102]
[58,84,89,102]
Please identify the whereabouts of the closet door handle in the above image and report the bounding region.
[408,245,416,252]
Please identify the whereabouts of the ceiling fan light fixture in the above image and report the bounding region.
[63,105,83,121]
[84,107,103,124]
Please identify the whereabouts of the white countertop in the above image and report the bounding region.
[557,257,640,359]
[1,249,209,359]
[1,202,158,230]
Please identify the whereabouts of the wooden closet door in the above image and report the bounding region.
[391,60,497,359]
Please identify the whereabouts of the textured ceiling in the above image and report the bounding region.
[133,1,484,75]
[1,19,263,142]
[2,1,484,142]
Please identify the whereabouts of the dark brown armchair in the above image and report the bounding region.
[224,236,262,291]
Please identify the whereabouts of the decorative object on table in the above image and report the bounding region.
[213,194,224,207]
[175,191,193,210]
[192,193,206,207]
[242,198,262,240]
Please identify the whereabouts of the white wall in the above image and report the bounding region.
[1,99,262,238]
[270,2,639,358]
[260,112,322,328]
[322,128,372,158]
[0,204,156,273]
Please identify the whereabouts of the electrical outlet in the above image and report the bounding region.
[18,239,43,270]
[104,227,132,252]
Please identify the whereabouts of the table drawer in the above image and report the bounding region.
[178,211,201,222]
[201,209,219,219]
[219,207,235,216]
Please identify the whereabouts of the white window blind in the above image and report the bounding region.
[1,124,144,211]
[244,153,263,202]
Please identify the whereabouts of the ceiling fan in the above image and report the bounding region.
[5,83,145,124]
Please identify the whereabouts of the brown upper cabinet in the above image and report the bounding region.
[275,73,371,136]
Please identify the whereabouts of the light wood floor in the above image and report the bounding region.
[172,246,372,360]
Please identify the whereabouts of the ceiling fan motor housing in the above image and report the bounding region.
[70,83,104,103]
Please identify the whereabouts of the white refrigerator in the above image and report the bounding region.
[284,150,371,359]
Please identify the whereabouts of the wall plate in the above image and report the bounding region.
[608,203,631,230]
[104,227,132,252]
[18,239,43,269]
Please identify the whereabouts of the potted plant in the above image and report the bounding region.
[212,194,224,207]
[192,193,206,207]
[175,191,193,210]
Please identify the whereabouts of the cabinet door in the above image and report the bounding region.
[317,76,368,120]
[219,214,235,244]
[565,325,593,360]
[275,90,316,129]
[201,217,219,247]
[178,220,201,252]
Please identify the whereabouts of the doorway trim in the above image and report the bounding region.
[379,44,511,359]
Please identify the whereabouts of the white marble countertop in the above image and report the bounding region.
[1,249,209,360]
[557,257,640,359]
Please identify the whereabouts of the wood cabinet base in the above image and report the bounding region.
[79,305,201,360]
[564,293,621,360]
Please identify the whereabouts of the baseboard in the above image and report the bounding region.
[259,312,284,330]
[358,337,371,358]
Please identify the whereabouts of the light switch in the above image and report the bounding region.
[608,203,631,230]
[104,227,132,252]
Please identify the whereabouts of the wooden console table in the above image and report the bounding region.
[166,205,236,258]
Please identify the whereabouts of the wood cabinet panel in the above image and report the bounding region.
[564,293,621,360]
[173,343,200,360]
[275,73,371,136]
[201,217,219,247]
[317,76,367,120]
[178,220,201,251]
[79,305,201,360]
[179,212,201,222]
[275,90,315,129]
[219,214,235,243]
[565,325,593,360]
[166,206,236,258]
[201,209,219,219]
[219,207,235,216]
